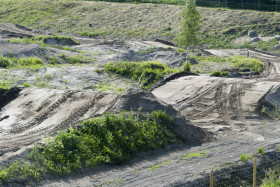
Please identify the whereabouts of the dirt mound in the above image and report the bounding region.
[0,23,40,40]
[113,48,188,67]
[111,88,211,144]
[43,37,79,46]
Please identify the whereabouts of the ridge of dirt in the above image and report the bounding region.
[111,88,212,144]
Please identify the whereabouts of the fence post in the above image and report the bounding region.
[210,170,214,187]
[253,158,257,187]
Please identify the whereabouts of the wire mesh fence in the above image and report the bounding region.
[182,150,280,187]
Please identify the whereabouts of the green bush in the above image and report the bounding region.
[104,61,171,89]
[211,71,228,77]
[29,111,176,176]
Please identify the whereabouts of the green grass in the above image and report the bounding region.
[193,55,263,72]
[23,82,32,88]
[10,35,79,46]
[0,55,45,69]
[239,153,252,162]
[104,61,173,89]
[147,160,172,171]
[0,110,178,183]
[182,151,208,160]
[0,80,11,90]
[258,147,265,156]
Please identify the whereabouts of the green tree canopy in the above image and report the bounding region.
[175,0,200,47]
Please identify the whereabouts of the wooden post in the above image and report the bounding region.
[210,170,214,187]
[253,158,257,187]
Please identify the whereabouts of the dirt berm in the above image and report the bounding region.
[111,88,212,144]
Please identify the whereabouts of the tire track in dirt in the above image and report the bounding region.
[6,90,75,134]
[189,83,251,119]
[0,92,108,157]
[215,83,230,123]
[175,81,224,111]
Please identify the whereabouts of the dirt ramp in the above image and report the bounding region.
[0,23,39,39]
[111,88,211,144]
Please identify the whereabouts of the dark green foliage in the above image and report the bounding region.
[104,61,172,89]
[0,161,40,183]
[211,71,229,77]
[28,111,176,176]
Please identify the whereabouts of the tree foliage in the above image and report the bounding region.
[175,0,200,47]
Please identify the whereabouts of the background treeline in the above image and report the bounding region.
[78,0,280,11]
[196,0,280,11]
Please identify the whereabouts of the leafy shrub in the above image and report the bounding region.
[104,61,171,89]
[29,111,176,176]
[211,71,228,77]
[0,161,40,183]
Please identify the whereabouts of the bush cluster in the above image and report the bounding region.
[28,111,176,176]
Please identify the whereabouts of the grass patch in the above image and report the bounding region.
[211,71,229,77]
[23,82,32,88]
[147,160,172,171]
[182,151,208,160]
[10,35,79,46]
[0,80,11,89]
[104,61,173,89]
[240,153,252,162]
[0,55,45,69]
[193,55,263,72]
